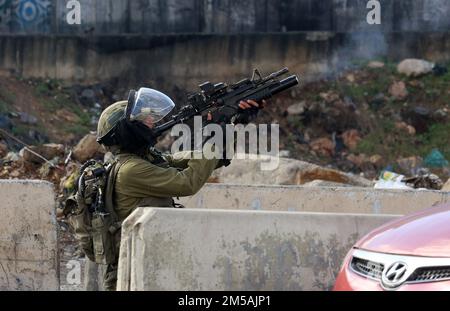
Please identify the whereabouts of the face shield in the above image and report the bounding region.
[127,88,175,128]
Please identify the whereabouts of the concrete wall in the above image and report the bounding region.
[179,184,450,215]
[117,208,398,291]
[0,180,59,291]
[1,32,449,87]
[1,0,449,34]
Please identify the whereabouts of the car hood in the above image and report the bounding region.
[355,203,450,258]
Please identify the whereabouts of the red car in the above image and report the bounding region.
[334,203,450,291]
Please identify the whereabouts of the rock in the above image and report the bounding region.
[389,81,408,100]
[319,92,340,104]
[367,61,385,69]
[55,109,79,123]
[22,144,65,164]
[397,59,435,77]
[369,154,384,168]
[286,101,306,116]
[395,122,416,135]
[19,112,38,125]
[10,169,21,178]
[341,130,362,151]
[310,137,335,157]
[443,179,450,192]
[0,141,8,158]
[347,153,369,168]
[396,156,423,176]
[4,152,20,162]
[346,74,356,83]
[73,134,105,163]
[210,155,374,187]
[433,108,448,120]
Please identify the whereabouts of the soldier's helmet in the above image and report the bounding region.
[97,100,128,145]
[97,88,176,146]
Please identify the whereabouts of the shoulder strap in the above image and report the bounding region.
[105,159,126,227]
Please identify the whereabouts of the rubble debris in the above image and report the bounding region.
[367,61,385,69]
[369,155,384,169]
[21,143,65,164]
[403,174,443,191]
[72,133,105,163]
[397,59,435,77]
[286,102,307,116]
[342,129,362,151]
[319,91,340,104]
[389,81,408,100]
[433,108,448,120]
[4,151,20,162]
[395,122,416,136]
[310,137,335,157]
[347,153,369,168]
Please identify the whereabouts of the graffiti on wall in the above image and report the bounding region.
[0,0,52,32]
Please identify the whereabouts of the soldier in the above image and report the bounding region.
[96,88,262,290]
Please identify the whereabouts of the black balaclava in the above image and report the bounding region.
[114,118,157,155]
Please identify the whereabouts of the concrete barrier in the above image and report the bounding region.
[178,184,450,215]
[0,180,59,291]
[117,208,398,291]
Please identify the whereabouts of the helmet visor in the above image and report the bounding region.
[129,88,175,125]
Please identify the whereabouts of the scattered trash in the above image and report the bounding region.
[424,149,449,168]
[375,170,444,191]
[374,171,412,190]
[403,174,443,191]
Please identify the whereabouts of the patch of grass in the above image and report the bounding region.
[69,105,90,127]
[356,119,450,165]
[11,125,29,137]
[418,123,450,161]
[36,83,50,96]
[0,85,17,103]
[0,100,8,113]
[66,124,90,136]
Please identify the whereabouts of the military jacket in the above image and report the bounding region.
[113,145,221,221]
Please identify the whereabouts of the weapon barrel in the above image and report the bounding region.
[270,75,299,95]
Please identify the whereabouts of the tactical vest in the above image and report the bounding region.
[66,160,124,265]
[66,148,182,265]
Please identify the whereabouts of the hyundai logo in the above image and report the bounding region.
[381,262,410,290]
